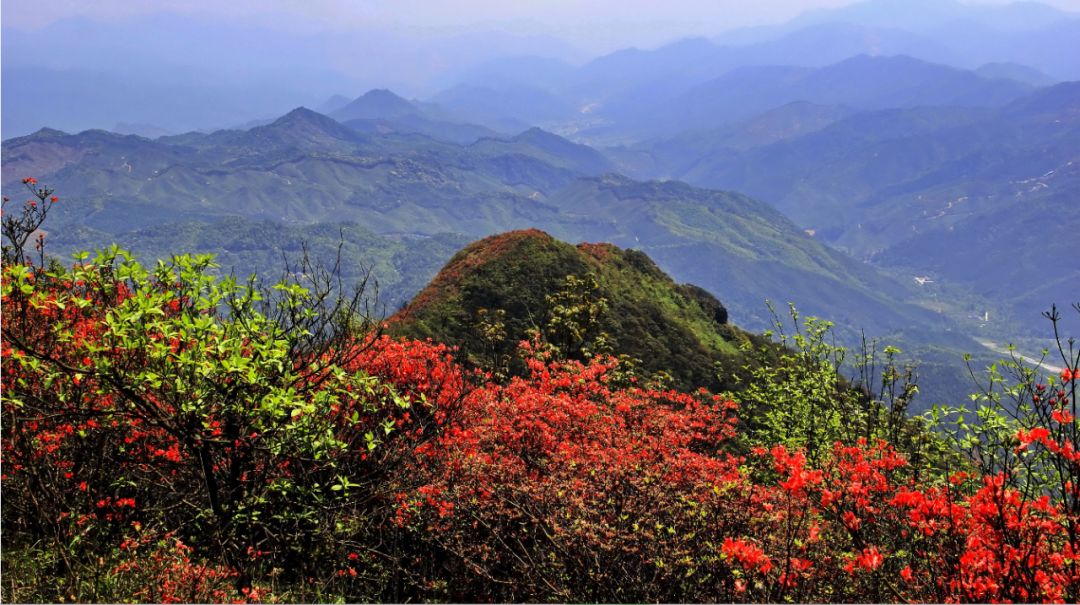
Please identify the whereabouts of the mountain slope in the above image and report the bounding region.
[638,83,1080,334]
[616,101,856,176]
[541,175,955,341]
[470,127,616,174]
[427,84,574,131]
[342,115,496,145]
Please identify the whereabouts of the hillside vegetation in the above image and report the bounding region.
[1,103,1017,408]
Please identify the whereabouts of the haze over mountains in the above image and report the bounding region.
[3,0,1079,137]
[3,0,1079,406]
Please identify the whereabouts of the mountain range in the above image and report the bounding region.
[3,95,1018,408]
[625,81,1080,332]
[0,106,930,334]
[578,53,1037,140]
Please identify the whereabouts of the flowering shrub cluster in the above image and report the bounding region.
[2,181,1079,602]
[396,340,743,601]
[393,350,1079,603]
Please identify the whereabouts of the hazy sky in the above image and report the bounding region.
[7,0,1080,47]
[4,0,1080,90]
[3,0,851,29]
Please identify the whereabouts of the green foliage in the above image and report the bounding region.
[928,304,1080,500]
[738,303,935,464]
[544,273,610,358]
[44,217,470,313]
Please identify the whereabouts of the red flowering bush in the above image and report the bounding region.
[393,340,744,601]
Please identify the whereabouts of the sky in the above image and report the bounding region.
[6,0,1080,54]
[2,0,853,29]
[0,0,851,55]
[7,0,1080,27]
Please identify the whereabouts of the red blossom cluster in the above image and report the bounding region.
[109,532,268,604]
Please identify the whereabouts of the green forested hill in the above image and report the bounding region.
[391,229,770,392]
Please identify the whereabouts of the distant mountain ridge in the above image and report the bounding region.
[5,0,1079,137]
[577,54,1036,139]
[435,50,1048,147]
[325,89,505,144]
[469,127,616,174]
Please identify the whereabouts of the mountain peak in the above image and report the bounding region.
[30,127,70,138]
[396,229,556,316]
[514,126,562,142]
[242,107,360,148]
[317,94,352,114]
[277,106,328,122]
[332,89,418,121]
[266,106,355,133]
[362,88,408,101]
